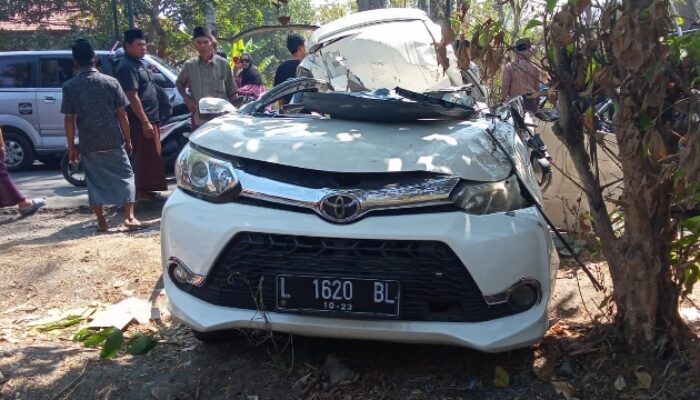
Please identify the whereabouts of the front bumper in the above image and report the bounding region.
[162,189,556,352]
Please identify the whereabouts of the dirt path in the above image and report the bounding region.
[1,207,698,400]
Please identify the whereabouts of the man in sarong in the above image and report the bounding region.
[0,127,46,215]
[115,29,168,202]
[61,39,140,231]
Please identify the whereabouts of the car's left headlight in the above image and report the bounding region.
[450,175,531,214]
[175,145,240,200]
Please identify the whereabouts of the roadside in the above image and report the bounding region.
[0,206,699,400]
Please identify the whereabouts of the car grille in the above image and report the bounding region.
[172,232,519,322]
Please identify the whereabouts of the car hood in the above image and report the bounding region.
[190,113,515,182]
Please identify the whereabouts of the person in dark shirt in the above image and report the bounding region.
[61,39,139,231]
[273,34,307,106]
[115,29,167,202]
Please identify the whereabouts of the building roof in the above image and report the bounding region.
[0,8,82,32]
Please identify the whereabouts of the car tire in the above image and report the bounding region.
[191,329,239,343]
[60,151,87,187]
[2,130,34,172]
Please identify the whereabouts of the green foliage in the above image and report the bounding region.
[73,327,157,359]
[127,333,159,355]
[35,314,86,332]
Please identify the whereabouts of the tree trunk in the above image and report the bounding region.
[357,0,387,12]
[550,0,687,352]
[148,0,167,58]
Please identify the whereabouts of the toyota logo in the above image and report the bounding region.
[319,193,361,222]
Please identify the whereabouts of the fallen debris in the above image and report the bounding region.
[88,297,159,330]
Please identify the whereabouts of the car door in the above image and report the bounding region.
[0,55,39,130]
[36,55,75,138]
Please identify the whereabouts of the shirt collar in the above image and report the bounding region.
[198,55,215,64]
[79,67,98,74]
[125,54,144,65]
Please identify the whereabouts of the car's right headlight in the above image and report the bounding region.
[175,145,240,200]
[450,175,531,214]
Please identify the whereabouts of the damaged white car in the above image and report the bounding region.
[161,8,557,352]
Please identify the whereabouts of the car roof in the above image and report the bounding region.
[309,8,431,46]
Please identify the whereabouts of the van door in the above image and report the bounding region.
[36,56,75,140]
[0,55,39,131]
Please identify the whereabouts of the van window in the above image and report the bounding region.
[0,56,36,88]
[40,58,76,88]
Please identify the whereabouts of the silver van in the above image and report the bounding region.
[0,50,182,171]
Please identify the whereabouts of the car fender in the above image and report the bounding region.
[160,119,190,142]
[0,114,40,148]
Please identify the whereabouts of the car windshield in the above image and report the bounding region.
[149,55,180,75]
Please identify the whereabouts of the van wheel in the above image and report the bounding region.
[2,131,34,172]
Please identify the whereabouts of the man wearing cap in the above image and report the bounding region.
[501,38,541,114]
[61,38,140,231]
[176,26,238,129]
[115,29,167,202]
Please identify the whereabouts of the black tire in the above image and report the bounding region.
[60,151,87,187]
[2,130,34,172]
[191,328,238,343]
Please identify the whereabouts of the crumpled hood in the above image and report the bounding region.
[190,113,515,182]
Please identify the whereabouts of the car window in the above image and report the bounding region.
[40,58,75,88]
[0,56,36,88]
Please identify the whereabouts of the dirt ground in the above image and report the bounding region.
[1,206,699,400]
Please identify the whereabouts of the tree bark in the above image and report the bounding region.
[357,0,387,12]
[549,0,688,352]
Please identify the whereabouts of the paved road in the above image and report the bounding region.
[11,164,175,209]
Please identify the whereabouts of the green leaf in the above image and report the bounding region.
[100,328,124,359]
[524,19,542,33]
[36,314,85,332]
[494,366,510,387]
[73,328,95,342]
[682,215,700,231]
[82,332,107,347]
[546,0,557,12]
[566,43,575,55]
[639,114,653,131]
[634,371,652,390]
[127,334,158,355]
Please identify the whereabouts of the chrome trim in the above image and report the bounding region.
[482,277,542,306]
[168,257,206,287]
[235,170,461,222]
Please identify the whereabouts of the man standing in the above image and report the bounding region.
[61,39,139,231]
[176,26,238,129]
[273,34,307,105]
[115,29,167,202]
[501,38,541,114]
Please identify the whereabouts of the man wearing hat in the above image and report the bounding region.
[176,26,238,128]
[501,38,541,114]
[115,29,167,202]
[61,38,140,230]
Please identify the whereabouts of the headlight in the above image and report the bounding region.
[175,145,240,199]
[450,175,530,214]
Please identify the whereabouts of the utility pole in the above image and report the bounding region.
[127,0,134,29]
[111,0,119,41]
[203,1,217,35]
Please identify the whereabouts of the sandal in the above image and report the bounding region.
[19,198,46,215]
[124,218,142,230]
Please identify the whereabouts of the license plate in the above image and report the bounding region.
[276,275,400,317]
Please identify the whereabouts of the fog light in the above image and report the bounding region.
[507,283,538,311]
[168,257,205,287]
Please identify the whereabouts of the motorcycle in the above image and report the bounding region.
[61,112,192,187]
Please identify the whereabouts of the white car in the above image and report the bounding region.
[161,9,557,352]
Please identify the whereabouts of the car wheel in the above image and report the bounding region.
[191,329,239,343]
[2,131,34,172]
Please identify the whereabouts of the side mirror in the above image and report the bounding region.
[199,97,236,115]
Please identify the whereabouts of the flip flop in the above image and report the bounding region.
[19,198,46,215]
[124,219,143,230]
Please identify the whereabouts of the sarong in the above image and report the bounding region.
[0,161,24,208]
[130,117,167,192]
[82,148,135,206]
